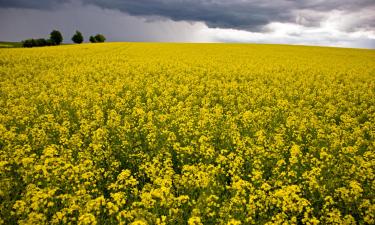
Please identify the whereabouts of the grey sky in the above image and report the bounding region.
[0,0,374,48]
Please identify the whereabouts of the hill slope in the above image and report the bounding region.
[0,41,22,48]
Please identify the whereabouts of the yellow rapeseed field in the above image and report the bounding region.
[0,43,374,224]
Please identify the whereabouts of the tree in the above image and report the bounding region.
[94,34,106,43]
[89,36,97,43]
[46,39,54,46]
[22,39,36,48]
[35,38,47,47]
[72,30,84,44]
[22,38,52,47]
[50,30,63,45]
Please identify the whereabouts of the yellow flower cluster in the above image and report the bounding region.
[0,43,374,224]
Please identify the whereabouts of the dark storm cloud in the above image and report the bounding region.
[0,0,70,9]
[0,0,374,31]
[82,0,375,31]
[81,0,294,31]
[297,0,374,11]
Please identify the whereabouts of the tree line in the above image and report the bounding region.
[22,30,106,48]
